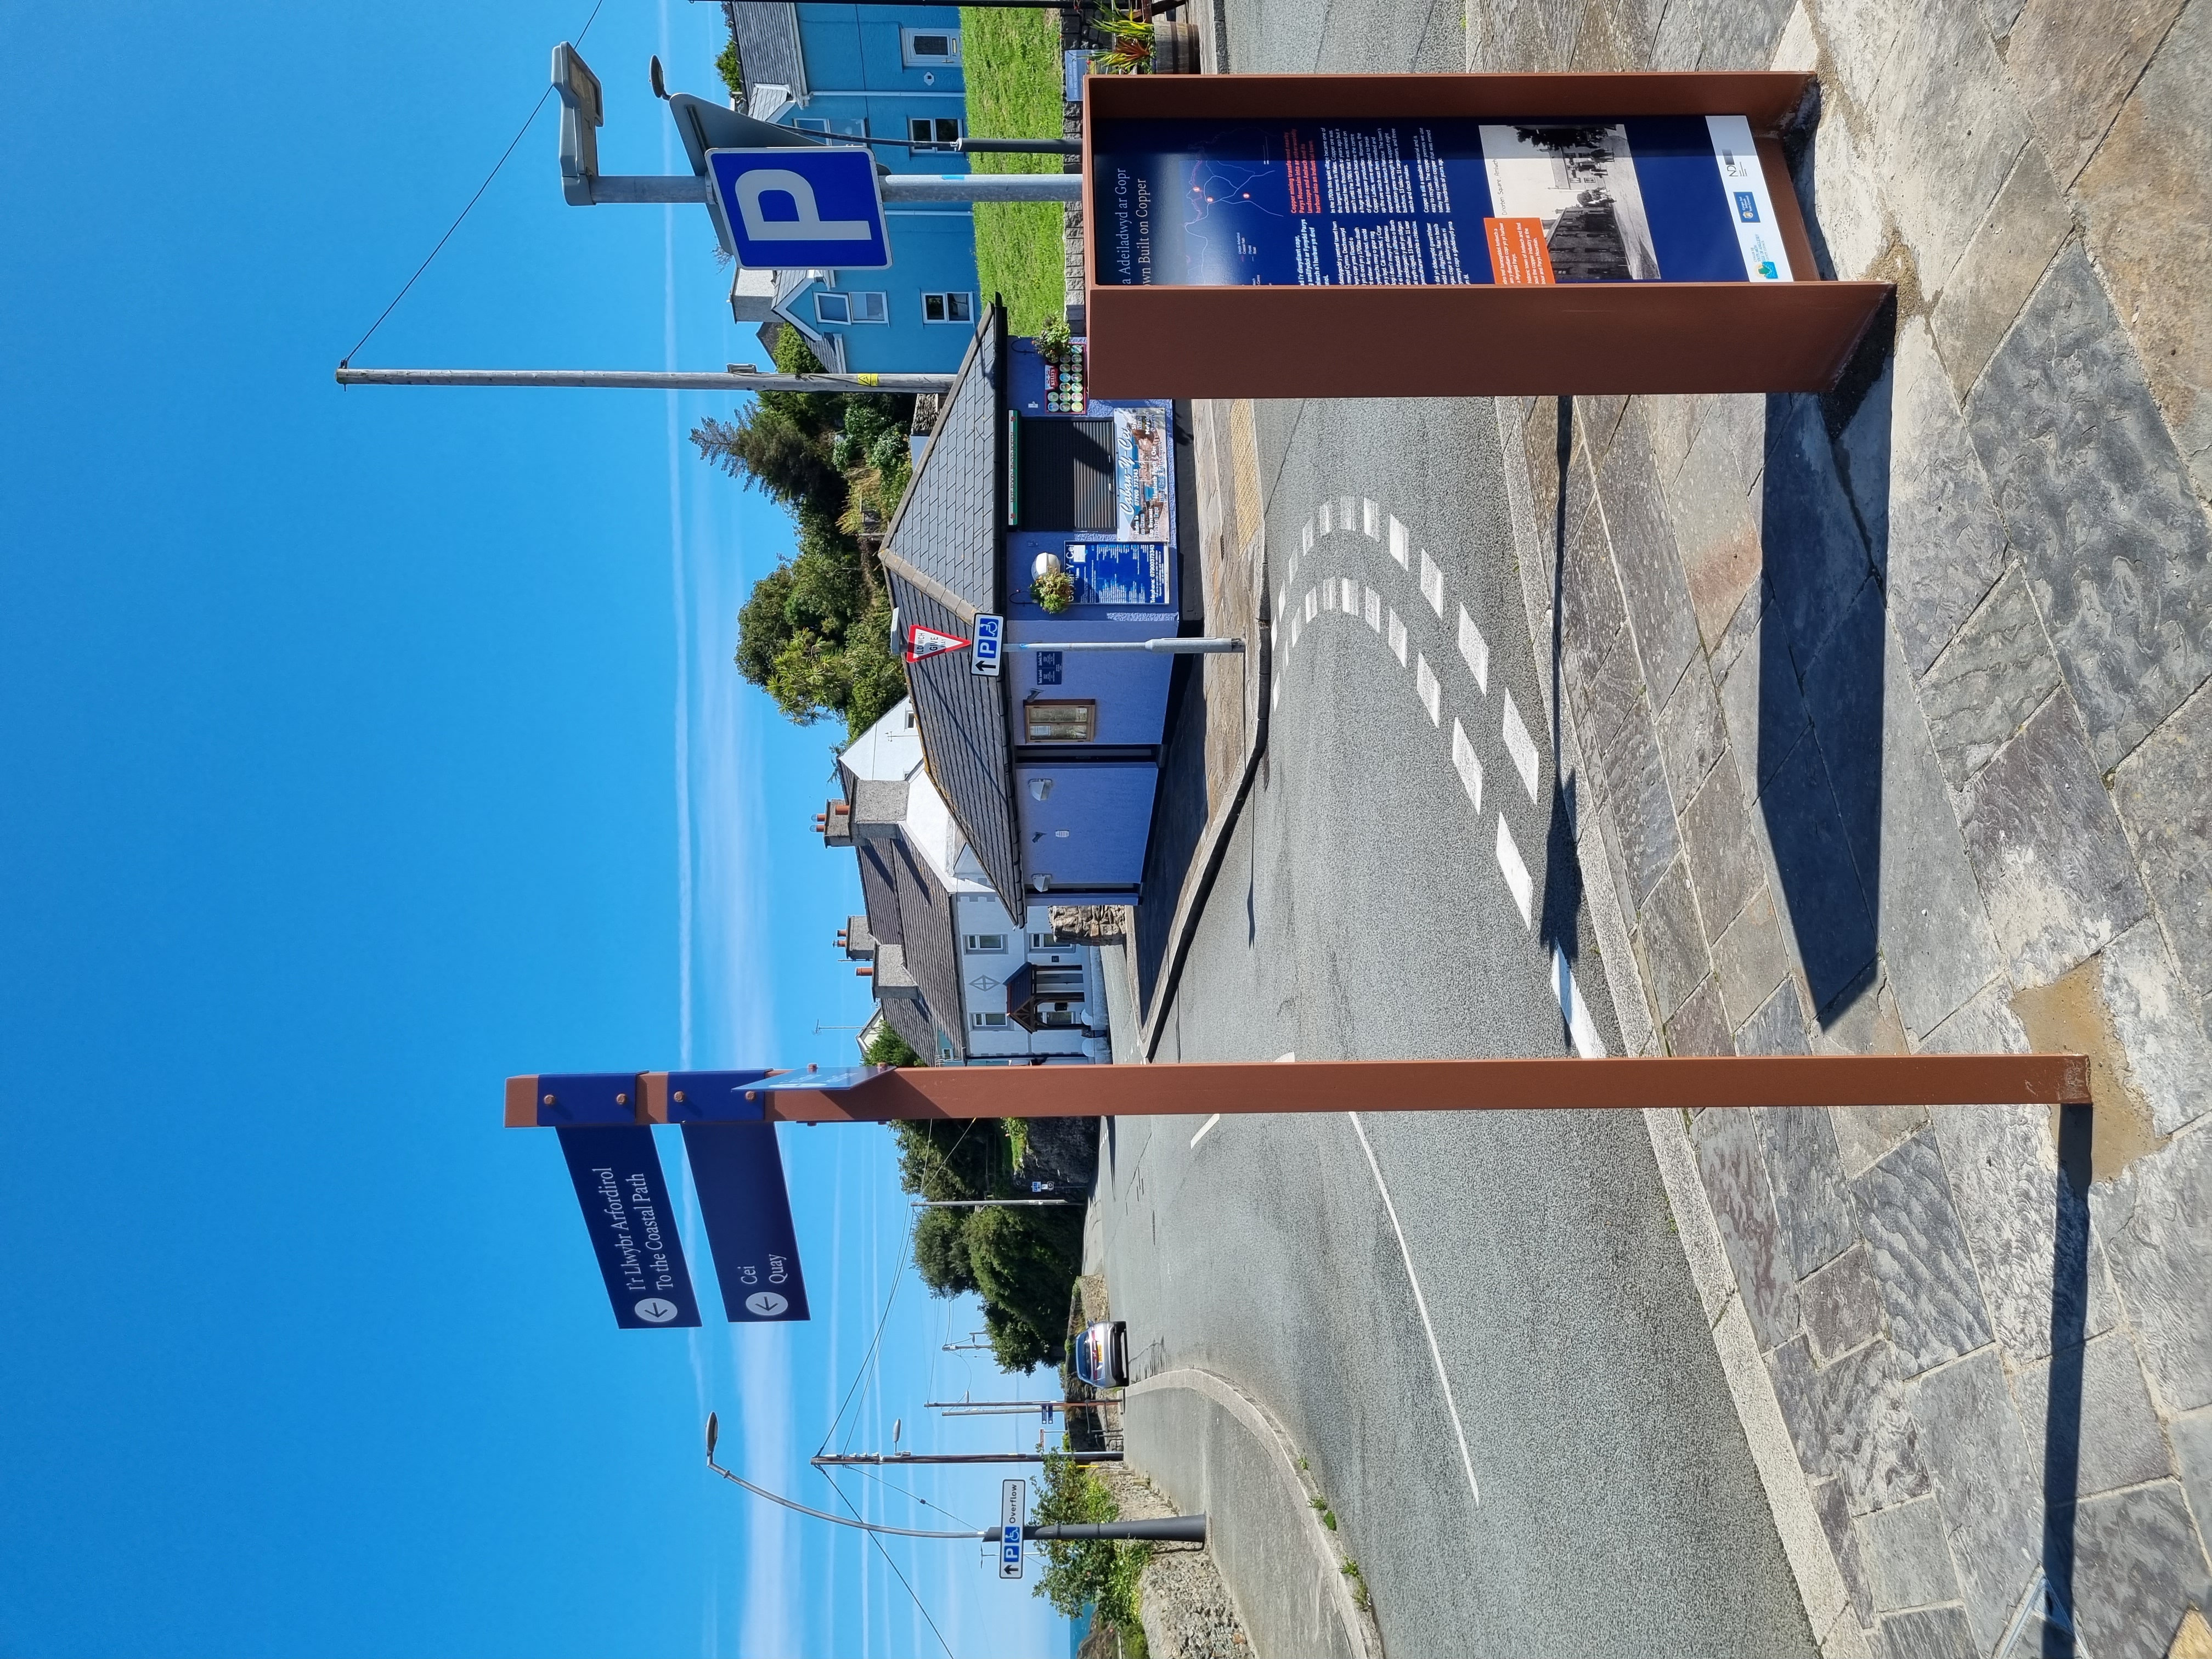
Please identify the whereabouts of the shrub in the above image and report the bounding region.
[1031,1456,1149,1635]
[861,1023,922,1068]
[1032,569,1076,612]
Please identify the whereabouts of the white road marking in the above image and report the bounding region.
[1457,606,1489,694]
[1364,586,1381,631]
[1451,719,1483,810]
[1419,549,1445,617]
[1496,814,1533,928]
[1339,494,1356,532]
[1302,520,1314,555]
[1272,675,1280,711]
[1190,1113,1222,1148]
[1322,582,1336,612]
[1304,589,1318,622]
[1416,653,1441,725]
[1389,515,1410,569]
[1279,586,1290,624]
[1346,1111,1483,1508]
[1317,501,1332,535]
[1502,689,1540,804]
[1278,1052,1295,1061]
[1340,577,1358,615]
[1362,498,1379,539]
[1555,946,1606,1058]
[1387,609,1408,666]
[1291,613,1301,648]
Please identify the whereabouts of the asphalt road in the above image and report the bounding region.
[1094,397,1816,1655]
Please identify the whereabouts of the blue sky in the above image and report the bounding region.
[0,4,1068,1655]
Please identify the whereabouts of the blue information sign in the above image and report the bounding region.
[972,612,1003,678]
[708,148,890,270]
[557,1125,703,1329]
[682,1123,811,1322]
[1090,114,1791,289]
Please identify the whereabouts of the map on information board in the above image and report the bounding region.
[1092,114,1791,287]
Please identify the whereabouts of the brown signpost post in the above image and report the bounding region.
[1080,71,1889,399]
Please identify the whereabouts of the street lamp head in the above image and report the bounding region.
[704,1413,721,1461]
[650,55,669,100]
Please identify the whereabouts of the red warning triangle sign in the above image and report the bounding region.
[905,624,971,663]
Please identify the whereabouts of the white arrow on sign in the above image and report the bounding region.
[906,624,971,663]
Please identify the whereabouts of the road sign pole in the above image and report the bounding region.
[336,368,957,393]
[705,1053,2093,1125]
[812,1451,1122,1465]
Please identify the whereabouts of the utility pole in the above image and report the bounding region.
[812,1450,1120,1466]
[927,1400,1111,1415]
[336,367,955,394]
[911,1197,1079,1208]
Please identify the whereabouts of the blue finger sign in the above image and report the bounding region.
[708,148,889,270]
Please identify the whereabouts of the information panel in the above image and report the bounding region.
[682,1122,811,1323]
[1092,115,1790,288]
[557,1125,703,1329]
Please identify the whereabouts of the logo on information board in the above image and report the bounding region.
[1734,190,1760,223]
[972,613,1004,678]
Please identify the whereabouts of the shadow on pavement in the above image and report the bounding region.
[1136,652,1210,1020]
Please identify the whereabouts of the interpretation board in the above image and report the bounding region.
[1093,115,1791,289]
[1080,72,1892,399]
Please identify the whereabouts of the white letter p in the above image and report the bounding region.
[735,169,873,243]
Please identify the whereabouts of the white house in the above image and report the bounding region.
[823,699,1110,1065]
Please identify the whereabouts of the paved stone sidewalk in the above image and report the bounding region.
[1466,0,2212,1650]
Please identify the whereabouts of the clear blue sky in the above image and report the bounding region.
[0,4,1069,1655]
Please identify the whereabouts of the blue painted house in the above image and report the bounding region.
[723,2,980,373]
[882,308,1192,913]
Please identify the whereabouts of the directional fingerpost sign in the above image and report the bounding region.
[707,147,889,270]
[906,623,970,663]
[971,613,1003,678]
[1000,1480,1026,1579]
[555,1121,703,1329]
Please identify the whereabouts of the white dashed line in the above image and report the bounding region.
[1457,607,1489,694]
[1387,610,1408,666]
[1502,689,1540,804]
[1322,582,1336,613]
[1555,946,1606,1058]
[1346,1112,1483,1509]
[1451,719,1483,810]
[1279,586,1290,624]
[1290,613,1301,648]
[1278,1052,1296,1062]
[1340,577,1358,615]
[1304,589,1317,622]
[1362,498,1379,539]
[1496,814,1533,928]
[1389,515,1409,569]
[1419,548,1445,618]
[1272,675,1280,711]
[1339,494,1356,532]
[1416,654,1441,725]
[1317,500,1332,535]
[1302,520,1314,555]
[1190,1113,1222,1148]
[1364,586,1382,631]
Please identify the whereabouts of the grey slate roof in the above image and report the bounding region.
[882,311,1023,917]
[891,837,965,1056]
[856,842,903,948]
[878,993,938,1065]
[726,3,808,101]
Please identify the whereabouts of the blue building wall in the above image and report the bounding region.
[1001,337,1178,898]
[775,4,979,373]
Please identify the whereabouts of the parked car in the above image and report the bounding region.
[1073,1318,1128,1388]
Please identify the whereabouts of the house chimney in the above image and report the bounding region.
[856,966,873,977]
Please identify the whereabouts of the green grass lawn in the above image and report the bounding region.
[961,7,1067,335]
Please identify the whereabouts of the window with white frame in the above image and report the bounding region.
[901,27,960,65]
[795,116,870,142]
[970,1011,1008,1029]
[909,116,962,151]
[1028,930,1062,949]
[963,933,1008,953]
[922,292,974,324]
[815,291,888,325]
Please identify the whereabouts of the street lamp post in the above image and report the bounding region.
[704,1415,1202,1544]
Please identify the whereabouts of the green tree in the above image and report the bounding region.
[911,1206,978,1298]
[861,1023,922,1067]
[967,1204,1082,1369]
[1030,1456,1148,1636]
[714,38,744,97]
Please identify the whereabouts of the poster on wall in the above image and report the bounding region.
[1092,114,1791,289]
[1065,540,1171,606]
[1113,408,1172,539]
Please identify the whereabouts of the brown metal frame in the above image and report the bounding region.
[1080,72,1891,398]
[506,1053,2091,1128]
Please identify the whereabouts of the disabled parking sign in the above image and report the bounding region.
[707,148,890,270]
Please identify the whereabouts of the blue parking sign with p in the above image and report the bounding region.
[708,149,890,270]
